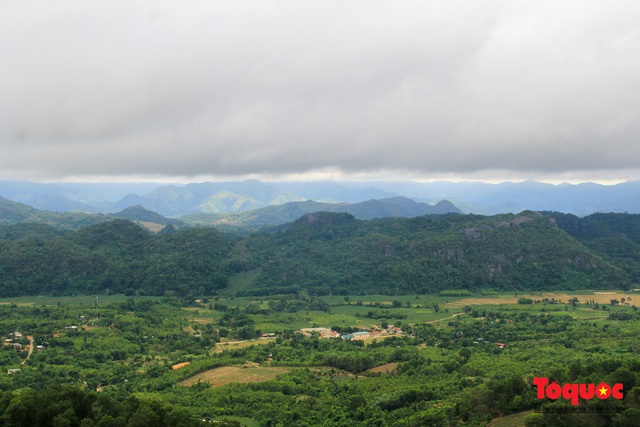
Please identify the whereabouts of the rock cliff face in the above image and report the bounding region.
[0,210,633,297]
[228,212,627,296]
[464,213,542,240]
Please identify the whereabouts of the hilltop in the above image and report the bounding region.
[3,179,640,217]
[182,197,461,231]
[0,211,633,297]
[226,211,628,295]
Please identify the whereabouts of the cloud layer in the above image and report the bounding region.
[2,1,640,181]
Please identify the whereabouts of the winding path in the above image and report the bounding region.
[21,336,34,365]
[423,312,465,324]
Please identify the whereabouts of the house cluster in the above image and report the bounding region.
[3,332,24,351]
[2,331,46,353]
[291,325,405,341]
[299,328,341,339]
[342,325,403,341]
[341,331,379,340]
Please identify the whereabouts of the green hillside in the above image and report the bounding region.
[182,200,340,230]
[0,220,230,297]
[182,197,461,231]
[112,204,183,227]
[228,211,628,296]
[0,196,107,229]
[0,212,634,298]
[545,212,640,284]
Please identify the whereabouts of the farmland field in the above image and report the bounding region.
[444,291,637,308]
[178,365,292,387]
[2,290,639,426]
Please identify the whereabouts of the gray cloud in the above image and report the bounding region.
[1,1,640,182]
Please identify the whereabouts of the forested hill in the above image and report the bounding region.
[544,212,640,285]
[0,196,106,229]
[228,211,628,295]
[0,211,633,297]
[182,197,461,231]
[0,220,230,297]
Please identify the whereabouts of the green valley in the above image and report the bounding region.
[1,210,640,425]
[1,291,640,426]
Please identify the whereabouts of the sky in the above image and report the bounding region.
[2,1,640,184]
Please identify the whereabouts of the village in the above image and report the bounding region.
[295,325,404,340]
[2,321,85,374]
[2,331,40,374]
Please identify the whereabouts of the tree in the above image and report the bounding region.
[126,405,160,427]
[523,413,548,427]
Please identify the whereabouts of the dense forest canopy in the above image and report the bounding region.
[0,211,636,297]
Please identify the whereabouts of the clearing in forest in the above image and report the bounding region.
[489,410,534,427]
[367,362,398,374]
[179,366,291,387]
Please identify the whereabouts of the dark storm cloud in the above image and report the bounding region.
[1,1,640,181]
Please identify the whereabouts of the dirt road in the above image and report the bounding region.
[21,335,34,365]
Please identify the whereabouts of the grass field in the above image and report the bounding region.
[444,291,636,308]
[179,366,291,387]
[489,410,534,427]
[209,417,259,427]
[217,338,276,351]
[0,295,164,306]
[4,291,631,331]
[367,362,398,374]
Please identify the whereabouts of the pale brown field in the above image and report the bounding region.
[216,338,276,351]
[191,318,215,324]
[367,362,398,374]
[444,292,636,309]
[179,366,291,387]
[138,221,165,232]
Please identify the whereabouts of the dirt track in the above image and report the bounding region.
[444,292,635,309]
[21,336,34,365]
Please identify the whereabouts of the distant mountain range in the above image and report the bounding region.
[2,185,640,297]
[1,179,640,218]
[0,194,459,232]
[182,198,461,231]
[0,196,106,229]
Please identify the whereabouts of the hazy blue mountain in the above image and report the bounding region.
[0,195,182,231]
[3,178,640,217]
[112,205,182,227]
[471,181,640,215]
[274,181,398,203]
[20,193,97,213]
[0,180,161,213]
[112,180,400,216]
[182,196,461,230]
[0,196,40,224]
[182,201,338,230]
[0,195,107,229]
[354,180,640,215]
[112,180,307,216]
[197,190,276,213]
[336,197,460,220]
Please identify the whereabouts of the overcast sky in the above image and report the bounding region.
[2,1,640,183]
